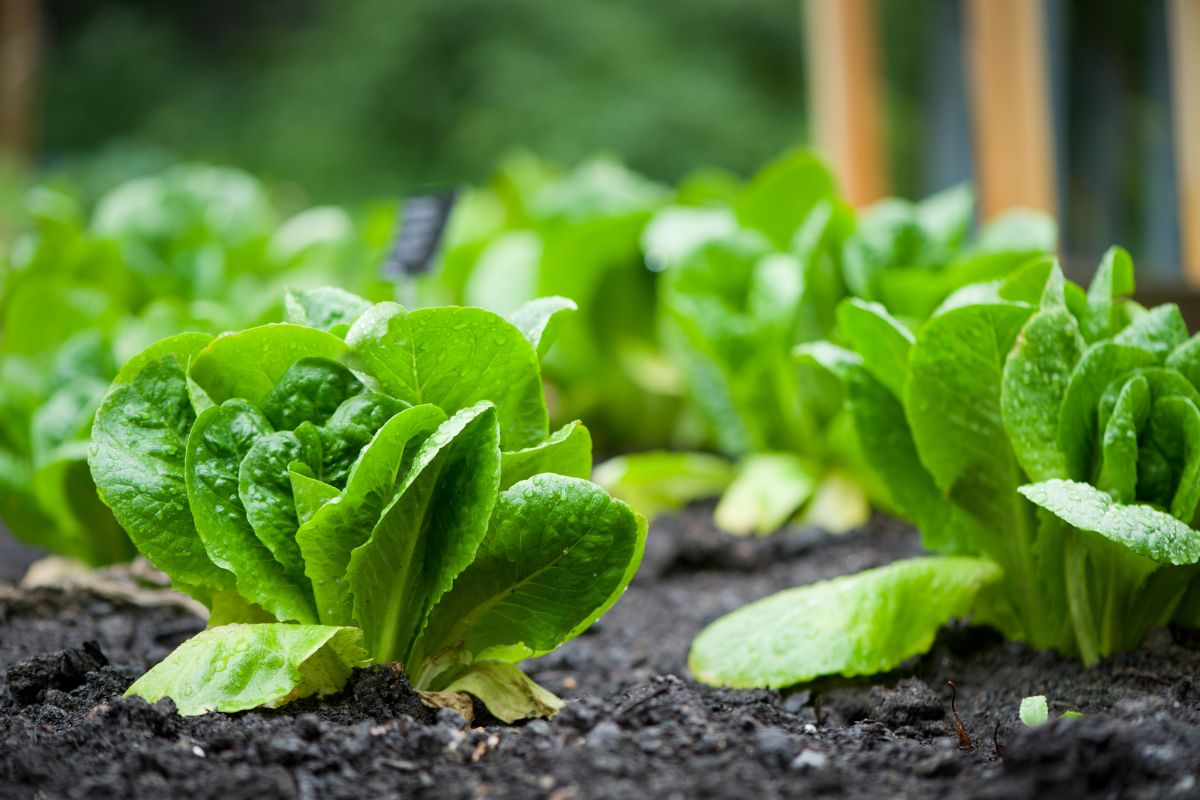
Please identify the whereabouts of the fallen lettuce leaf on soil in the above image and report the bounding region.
[692,250,1200,688]
[89,290,645,720]
[690,557,1001,687]
[127,624,370,715]
[1019,695,1049,726]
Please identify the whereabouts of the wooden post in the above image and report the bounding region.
[0,0,42,164]
[964,0,1057,220]
[1169,0,1200,286]
[803,0,889,207]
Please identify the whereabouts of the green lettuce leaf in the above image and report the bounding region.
[126,624,370,716]
[439,661,564,723]
[347,404,502,663]
[1019,480,1200,565]
[412,474,645,676]
[344,303,548,449]
[499,421,592,490]
[713,453,817,536]
[690,556,1001,687]
[593,451,735,522]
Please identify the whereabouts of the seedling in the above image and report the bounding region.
[89,290,645,720]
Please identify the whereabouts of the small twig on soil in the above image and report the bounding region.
[992,720,1005,758]
[947,681,973,750]
[813,694,824,728]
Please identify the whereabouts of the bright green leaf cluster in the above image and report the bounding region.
[0,164,389,565]
[607,148,1057,537]
[91,290,645,720]
[692,250,1200,689]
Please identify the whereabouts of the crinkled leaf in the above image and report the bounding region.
[186,400,316,623]
[327,391,410,431]
[1166,333,1200,390]
[347,405,501,662]
[259,358,363,431]
[714,453,817,536]
[1096,375,1149,503]
[1058,343,1157,481]
[1113,304,1188,362]
[1019,480,1200,565]
[690,556,1002,687]
[126,624,369,716]
[413,475,644,670]
[90,351,233,601]
[238,424,323,587]
[344,303,547,448]
[499,421,592,490]
[1147,395,1200,521]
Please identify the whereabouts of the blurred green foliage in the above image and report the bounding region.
[0,163,391,564]
[41,0,808,202]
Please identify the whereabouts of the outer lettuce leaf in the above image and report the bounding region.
[126,624,370,716]
[690,556,1001,688]
[906,302,1033,512]
[734,149,837,249]
[89,344,234,602]
[499,421,592,490]
[1020,480,1200,566]
[412,474,645,676]
[439,661,564,723]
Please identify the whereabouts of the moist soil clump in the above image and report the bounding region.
[2,509,1199,799]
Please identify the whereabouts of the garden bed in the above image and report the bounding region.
[2,509,1198,799]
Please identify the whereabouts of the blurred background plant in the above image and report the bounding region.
[0,163,391,564]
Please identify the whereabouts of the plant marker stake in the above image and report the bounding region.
[382,190,458,305]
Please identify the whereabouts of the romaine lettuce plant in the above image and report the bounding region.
[603,148,1056,536]
[88,289,645,720]
[0,164,386,565]
[691,251,1200,688]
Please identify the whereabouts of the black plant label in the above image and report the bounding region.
[383,190,458,278]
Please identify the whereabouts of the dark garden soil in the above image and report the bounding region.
[3,509,1200,799]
